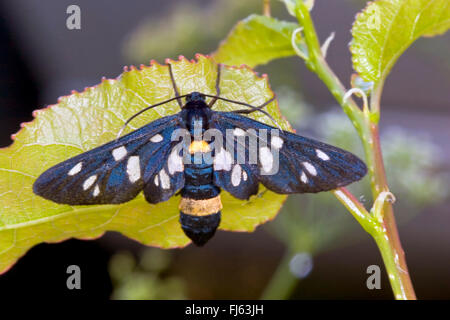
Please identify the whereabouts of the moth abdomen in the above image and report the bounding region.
[182,163,220,198]
[178,146,223,245]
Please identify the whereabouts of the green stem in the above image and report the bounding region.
[261,250,299,299]
[334,187,413,299]
[366,85,416,299]
[295,2,416,300]
[373,225,410,299]
[332,188,376,234]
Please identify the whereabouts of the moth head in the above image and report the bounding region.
[185,92,206,104]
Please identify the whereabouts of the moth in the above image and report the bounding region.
[33,63,367,246]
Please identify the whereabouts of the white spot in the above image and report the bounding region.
[303,162,317,176]
[231,164,242,187]
[93,185,100,197]
[168,149,184,175]
[316,149,330,161]
[159,168,170,189]
[242,170,248,181]
[154,175,159,186]
[112,146,127,161]
[68,162,82,176]
[126,156,141,182]
[259,146,273,172]
[233,128,246,136]
[301,171,308,183]
[271,136,284,149]
[83,175,97,190]
[213,148,233,171]
[150,134,163,143]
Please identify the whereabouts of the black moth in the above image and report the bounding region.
[33,63,367,246]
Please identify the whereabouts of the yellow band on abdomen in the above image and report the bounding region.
[179,195,223,216]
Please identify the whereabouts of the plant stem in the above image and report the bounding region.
[334,187,415,299]
[373,225,412,299]
[261,250,299,299]
[332,188,374,233]
[295,2,416,299]
[367,86,416,299]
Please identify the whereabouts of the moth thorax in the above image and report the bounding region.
[186,108,208,133]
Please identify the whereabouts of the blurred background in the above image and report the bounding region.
[0,0,449,299]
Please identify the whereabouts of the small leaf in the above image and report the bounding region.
[279,0,298,16]
[0,55,291,274]
[351,0,450,84]
[350,73,374,96]
[212,14,302,67]
[279,0,314,16]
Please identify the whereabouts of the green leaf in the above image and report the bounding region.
[0,55,291,274]
[212,14,301,67]
[351,0,450,85]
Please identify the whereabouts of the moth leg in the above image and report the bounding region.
[208,64,222,108]
[168,63,183,108]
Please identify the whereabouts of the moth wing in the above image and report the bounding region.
[208,113,260,200]
[142,130,188,204]
[209,112,367,195]
[33,115,185,205]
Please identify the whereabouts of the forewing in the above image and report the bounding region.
[209,112,367,195]
[142,135,186,204]
[33,115,185,205]
[208,114,260,200]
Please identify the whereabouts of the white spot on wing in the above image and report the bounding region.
[214,148,233,171]
[271,136,284,149]
[301,171,308,183]
[231,164,242,187]
[233,128,246,136]
[154,175,159,186]
[259,147,273,172]
[93,185,100,197]
[112,146,127,161]
[150,134,163,143]
[316,149,330,161]
[242,170,248,181]
[159,168,170,189]
[68,162,82,176]
[127,156,141,182]
[83,175,97,190]
[168,149,184,175]
[303,162,317,176]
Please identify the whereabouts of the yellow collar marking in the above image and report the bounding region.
[189,140,211,154]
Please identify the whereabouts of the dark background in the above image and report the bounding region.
[0,0,449,299]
